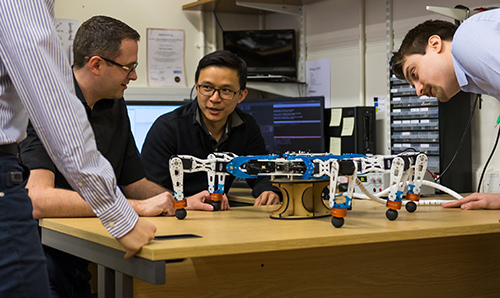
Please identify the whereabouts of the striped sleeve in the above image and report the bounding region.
[0,0,138,238]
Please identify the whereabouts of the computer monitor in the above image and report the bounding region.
[237,96,325,154]
[125,100,187,153]
[223,29,297,80]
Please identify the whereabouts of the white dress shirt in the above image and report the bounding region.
[452,8,500,100]
[0,0,138,238]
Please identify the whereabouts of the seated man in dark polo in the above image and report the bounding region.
[141,50,281,209]
[19,16,174,298]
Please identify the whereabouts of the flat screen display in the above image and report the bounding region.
[223,29,296,80]
[125,100,186,153]
[237,96,325,154]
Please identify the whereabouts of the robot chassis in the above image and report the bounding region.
[169,151,428,228]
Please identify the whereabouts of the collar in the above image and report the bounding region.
[193,98,244,136]
[72,70,116,114]
[451,50,468,89]
[72,73,87,106]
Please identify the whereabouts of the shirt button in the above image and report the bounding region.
[108,222,115,228]
[78,182,84,187]
[0,192,4,197]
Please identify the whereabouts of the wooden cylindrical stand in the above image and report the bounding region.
[271,179,330,219]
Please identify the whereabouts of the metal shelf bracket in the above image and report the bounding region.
[235,1,302,15]
[425,6,479,21]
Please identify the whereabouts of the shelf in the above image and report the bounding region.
[124,87,192,101]
[182,0,323,14]
[182,0,313,86]
[426,6,480,21]
[246,81,306,97]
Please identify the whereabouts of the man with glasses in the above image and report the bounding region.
[19,15,174,298]
[142,50,281,209]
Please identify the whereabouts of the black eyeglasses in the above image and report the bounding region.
[196,84,241,100]
[85,56,138,76]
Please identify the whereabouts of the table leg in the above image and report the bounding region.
[116,271,133,298]
[98,265,115,298]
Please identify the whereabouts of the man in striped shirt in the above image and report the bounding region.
[0,1,156,297]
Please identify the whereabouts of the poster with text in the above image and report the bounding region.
[147,28,186,87]
[306,58,331,108]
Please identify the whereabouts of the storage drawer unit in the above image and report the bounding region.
[389,74,473,193]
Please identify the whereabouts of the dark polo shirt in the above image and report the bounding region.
[141,99,280,199]
[19,77,145,189]
[18,76,147,297]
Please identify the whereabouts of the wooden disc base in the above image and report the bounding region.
[270,179,330,219]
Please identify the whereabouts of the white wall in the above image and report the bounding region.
[55,0,202,98]
[56,0,500,190]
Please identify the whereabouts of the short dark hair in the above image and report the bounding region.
[195,50,247,90]
[392,19,457,80]
[73,15,140,69]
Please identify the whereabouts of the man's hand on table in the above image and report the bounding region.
[130,191,175,216]
[186,190,230,211]
[442,193,500,220]
[254,191,280,206]
[117,217,157,258]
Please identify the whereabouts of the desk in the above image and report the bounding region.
[40,198,500,298]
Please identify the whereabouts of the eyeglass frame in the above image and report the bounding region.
[84,56,138,76]
[196,83,242,100]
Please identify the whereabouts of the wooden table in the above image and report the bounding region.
[40,198,500,298]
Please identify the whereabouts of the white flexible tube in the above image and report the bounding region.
[421,180,463,199]
[341,178,462,206]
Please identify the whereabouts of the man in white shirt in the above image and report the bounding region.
[392,8,500,212]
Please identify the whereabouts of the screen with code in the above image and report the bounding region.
[237,96,325,154]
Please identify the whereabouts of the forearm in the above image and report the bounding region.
[121,178,169,200]
[26,170,150,219]
[30,185,171,218]
[120,179,174,216]
[29,187,96,219]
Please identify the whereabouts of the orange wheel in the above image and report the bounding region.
[210,193,223,201]
[407,192,420,202]
[386,200,402,210]
[331,208,347,218]
[173,199,187,209]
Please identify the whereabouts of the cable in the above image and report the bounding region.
[436,94,479,183]
[400,147,417,153]
[477,122,500,192]
[213,11,223,32]
[422,180,462,199]
[348,178,461,206]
